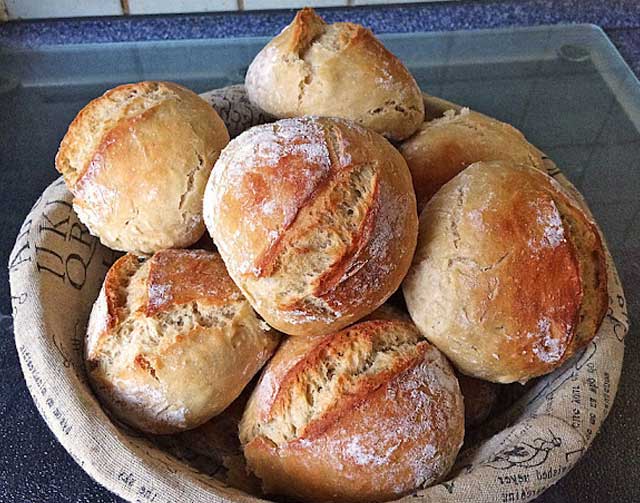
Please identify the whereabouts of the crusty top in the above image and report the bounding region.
[403,161,604,383]
[240,320,464,502]
[240,320,430,445]
[85,249,280,434]
[245,8,425,141]
[95,249,243,336]
[399,107,545,211]
[144,249,242,314]
[56,81,230,254]
[204,116,418,336]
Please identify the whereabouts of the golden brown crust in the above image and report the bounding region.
[56,81,230,254]
[102,253,142,331]
[288,7,327,54]
[204,116,418,337]
[409,96,608,358]
[263,321,420,441]
[55,82,139,186]
[240,320,464,503]
[553,198,609,356]
[245,8,424,141]
[475,180,582,372]
[145,249,243,314]
[85,250,280,434]
[399,107,545,212]
[403,161,606,383]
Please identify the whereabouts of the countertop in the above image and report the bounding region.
[1,1,639,502]
[1,0,640,77]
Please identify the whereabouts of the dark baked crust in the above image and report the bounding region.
[553,197,608,356]
[457,373,498,428]
[102,253,142,330]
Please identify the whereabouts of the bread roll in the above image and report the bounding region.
[245,8,424,141]
[239,319,464,503]
[399,107,544,211]
[56,81,230,254]
[85,249,280,434]
[403,161,607,384]
[204,116,418,337]
[367,307,496,427]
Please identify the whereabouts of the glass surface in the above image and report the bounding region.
[1,24,639,313]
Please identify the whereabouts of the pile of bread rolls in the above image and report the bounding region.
[55,8,608,503]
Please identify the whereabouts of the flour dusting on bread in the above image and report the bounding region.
[240,320,464,502]
[85,250,280,434]
[204,116,417,337]
[245,8,424,141]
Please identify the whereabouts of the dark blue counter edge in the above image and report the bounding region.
[2,0,639,76]
[1,0,640,47]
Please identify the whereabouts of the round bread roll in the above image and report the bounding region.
[239,319,464,503]
[456,374,498,428]
[85,249,280,434]
[403,161,608,383]
[56,81,230,254]
[399,107,545,212]
[245,8,424,141]
[204,116,418,337]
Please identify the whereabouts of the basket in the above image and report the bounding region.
[8,85,629,503]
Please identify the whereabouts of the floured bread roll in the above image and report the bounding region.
[399,107,544,211]
[239,319,464,503]
[204,116,418,337]
[56,81,230,254]
[245,8,424,141]
[403,161,608,383]
[85,249,280,434]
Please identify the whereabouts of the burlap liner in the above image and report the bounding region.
[8,85,629,503]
